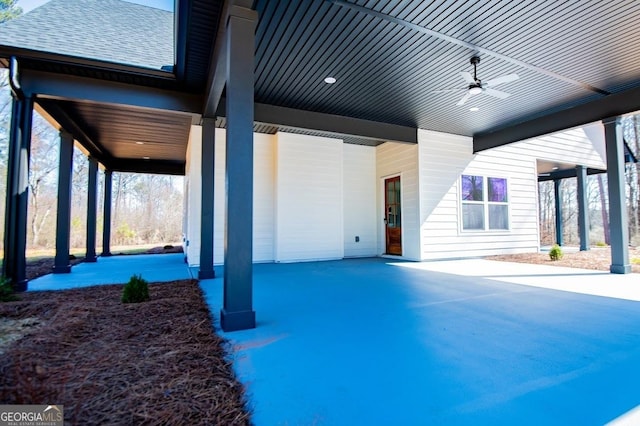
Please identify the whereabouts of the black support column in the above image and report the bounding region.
[3,94,33,291]
[199,118,215,279]
[53,130,74,273]
[576,165,590,251]
[221,4,258,332]
[102,170,112,257]
[603,117,631,274]
[85,157,98,262]
[553,179,563,246]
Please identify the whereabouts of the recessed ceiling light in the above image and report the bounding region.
[136,141,144,145]
[469,107,479,112]
[324,76,336,84]
[143,156,150,160]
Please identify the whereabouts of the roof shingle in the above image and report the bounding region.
[0,0,173,70]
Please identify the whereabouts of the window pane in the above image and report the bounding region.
[462,204,484,230]
[462,175,484,201]
[488,178,507,202]
[489,205,509,230]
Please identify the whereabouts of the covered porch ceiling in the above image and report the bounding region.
[1,0,640,174]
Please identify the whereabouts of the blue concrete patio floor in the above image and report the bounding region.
[29,255,640,424]
[200,258,640,425]
[29,253,192,290]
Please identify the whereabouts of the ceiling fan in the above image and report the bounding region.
[436,56,520,106]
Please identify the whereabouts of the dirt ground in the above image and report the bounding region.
[0,279,250,425]
[487,246,640,273]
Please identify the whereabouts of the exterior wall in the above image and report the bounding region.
[184,128,378,267]
[513,125,606,169]
[418,129,539,260]
[213,129,276,264]
[343,144,377,257]
[376,142,421,260]
[183,125,202,266]
[274,132,344,262]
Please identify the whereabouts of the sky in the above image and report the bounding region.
[17,0,174,13]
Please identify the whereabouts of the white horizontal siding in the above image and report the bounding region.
[376,142,420,260]
[343,144,377,257]
[211,129,275,264]
[513,126,606,169]
[275,132,344,262]
[183,125,202,266]
[418,129,539,260]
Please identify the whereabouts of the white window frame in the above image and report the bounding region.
[459,174,510,233]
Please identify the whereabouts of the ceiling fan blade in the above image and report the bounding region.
[456,91,471,106]
[460,71,475,84]
[485,73,519,87]
[484,87,511,99]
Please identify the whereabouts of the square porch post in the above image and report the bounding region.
[53,130,74,273]
[221,4,258,332]
[603,117,631,274]
[85,157,98,262]
[576,165,590,251]
[553,179,563,246]
[102,170,113,256]
[199,117,215,279]
[3,95,33,291]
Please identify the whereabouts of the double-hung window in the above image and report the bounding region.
[461,175,509,231]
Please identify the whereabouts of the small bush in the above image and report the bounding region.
[632,258,640,265]
[0,277,19,302]
[549,244,563,261]
[122,274,150,304]
[595,241,607,247]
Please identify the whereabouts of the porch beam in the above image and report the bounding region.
[216,100,418,145]
[576,165,590,251]
[85,157,98,263]
[538,167,604,182]
[36,99,111,167]
[109,159,185,175]
[53,130,74,273]
[21,69,202,115]
[199,118,216,279]
[102,170,113,257]
[474,84,640,152]
[221,4,257,332]
[603,117,631,274]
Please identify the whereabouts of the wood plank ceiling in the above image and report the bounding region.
[251,0,640,136]
[4,0,640,173]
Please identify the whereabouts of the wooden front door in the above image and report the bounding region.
[385,176,402,255]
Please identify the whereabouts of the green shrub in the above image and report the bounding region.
[632,257,640,265]
[0,277,19,302]
[549,244,563,261]
[122,274,150,304]
[595,241,607,247]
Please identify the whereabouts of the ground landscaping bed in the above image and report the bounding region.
[0,279,250,425]
[487,246,640,273]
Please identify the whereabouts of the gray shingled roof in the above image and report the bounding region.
[0,0,174,70]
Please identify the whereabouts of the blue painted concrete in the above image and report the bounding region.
[29,253,192,290]
[200,258,640,425]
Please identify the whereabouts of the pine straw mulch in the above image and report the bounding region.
[0,279,251,425]
[486,246,640,273]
